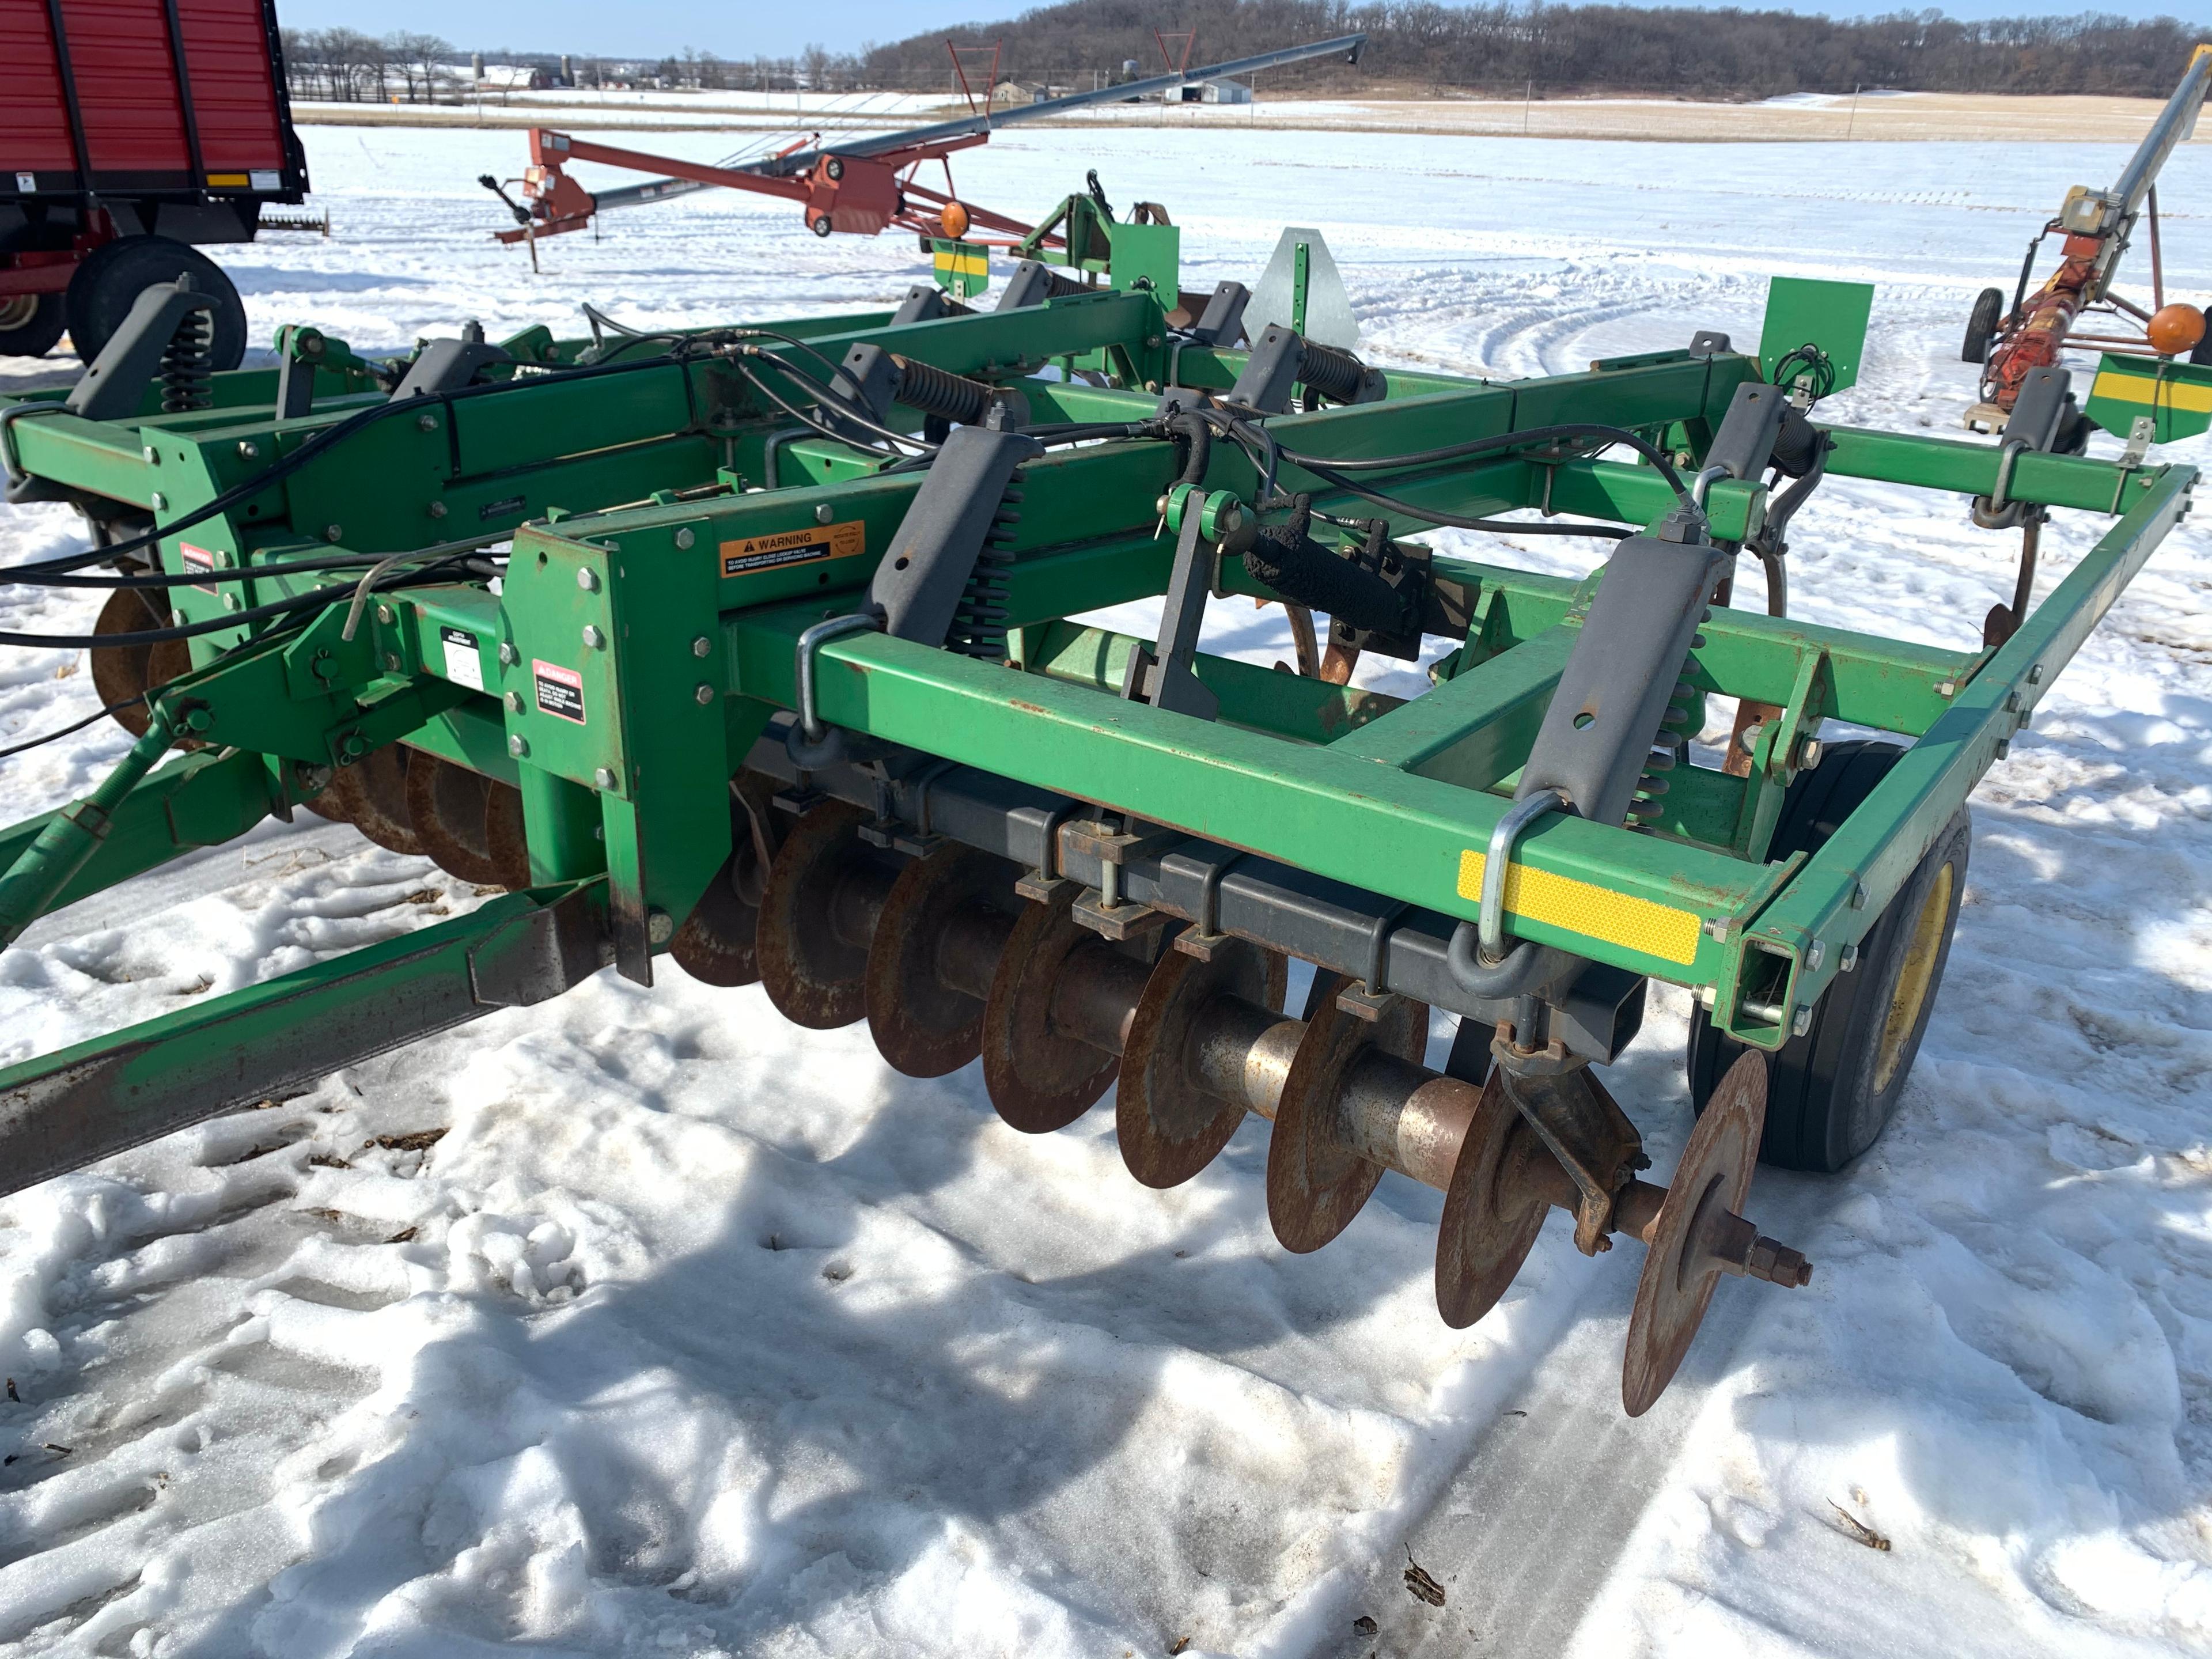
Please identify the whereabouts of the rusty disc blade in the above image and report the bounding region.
[980,883,1122,1133]
[404,752,504,885]
[755,799,892,1031]
[669,772,785,988]
[1622,1049,1767,1417]
[310,757,362,826]
[1266,975,1427,1253]
[1434,1069,1554,1329]
[88,586,166,738]
[342,745,423,855]
[1117,938,1285,1190]
[483,779,532,888]
[865,843,1020,1077]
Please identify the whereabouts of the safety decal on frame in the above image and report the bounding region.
[533,659,586,724]
[720,519,866,577]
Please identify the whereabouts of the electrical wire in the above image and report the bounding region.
[0,696,147,760]
[0,556,477,650]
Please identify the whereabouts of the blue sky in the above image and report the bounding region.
[278,1,2200,60]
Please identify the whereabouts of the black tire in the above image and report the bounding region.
[2192,306,2212,368]
[1961,286,2003,365]
[0,293,68,357]
[1687,740,1970,1172]
[64,236,247,368]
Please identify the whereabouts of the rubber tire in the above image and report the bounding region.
[1687,741,1971,1173]
[64,237,247,369]
[1962,286,2004,365]
[0,293,68,358]
[2192,306,2212,368]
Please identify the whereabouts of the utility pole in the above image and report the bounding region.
[1524,76,1533,133]
[1846,82,1861,139]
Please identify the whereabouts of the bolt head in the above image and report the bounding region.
[674,527,695,550]
[1840,942,1860,972]
[498,642,519,666]
[691,635,711,658]
[1790,1006,1813,1039]
[1805,940,1824,971]
[142,445,159,464]
[236,440,260,460]
[427,501,448,519]
[325,525,343,544]
[593,766,618,791]
[1800,738,1824,768]
[375,604,395,625]
[2027,664,2043,684]
[505,690,524,713]
[507,733,529,758]
[222,592,241,612]
[815,503,835,525]
[577,568,599,593]
[582,624,605,649]
[383,652,401,672]
[694,683,713,706]
[646,907,676,946]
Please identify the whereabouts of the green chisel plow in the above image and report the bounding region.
[0,214,2192,1415]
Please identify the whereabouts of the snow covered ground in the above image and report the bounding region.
[1,123,2209,1657]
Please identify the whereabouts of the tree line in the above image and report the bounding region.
[279,30,461,103]
[858,2,2205,100]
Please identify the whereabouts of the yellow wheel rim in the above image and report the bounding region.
[1873,862,1953,1093]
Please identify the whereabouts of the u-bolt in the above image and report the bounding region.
[794,612,884,744]
[1478,786,1567,964]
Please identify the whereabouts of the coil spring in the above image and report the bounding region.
[1627,605,1710,825]
[160,308,215,414]
[1298,340,1369,406]
[946,467,1021,661]
[890,355,993,426]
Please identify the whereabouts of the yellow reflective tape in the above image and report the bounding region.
[2090,369,2212,414]
[1457,849,1702,967]
[205,173,249,187]
[934,249,988,278]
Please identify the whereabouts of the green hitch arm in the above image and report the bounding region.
[0,704,187,949]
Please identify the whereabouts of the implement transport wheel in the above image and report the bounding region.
[88,585,191,737]
[1961,286,2003,365]
[0,293,68,358]
[1688,741,1969,1172]
[65,237,248,368]
[670,772,781,988]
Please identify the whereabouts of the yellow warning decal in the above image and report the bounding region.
[718,519,866,578]
[1457,849,1703,967]
[2089,369,2212,414]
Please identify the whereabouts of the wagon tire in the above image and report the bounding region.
[65,237,248,369]
[1687,740,1969,1173]
[1961,286,2003,365]
[0,293,68,358]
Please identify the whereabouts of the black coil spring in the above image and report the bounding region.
[946,468,1022,661]
[890,355,992,426]
[160,309,215,414]
[1298,340,1368,405]
[1627,605,1710,825]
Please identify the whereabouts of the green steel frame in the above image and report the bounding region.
[0,248,2195,1187]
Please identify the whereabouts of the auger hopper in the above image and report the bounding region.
[0,215,2194,1416]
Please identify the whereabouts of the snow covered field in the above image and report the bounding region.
[1,123,2210,1657]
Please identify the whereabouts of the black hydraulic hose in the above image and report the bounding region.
[1274,421,1692,501]
[728,357,934,457]
[2,351,692,582]
[0,559,475,649]
[1290,456,1635,539]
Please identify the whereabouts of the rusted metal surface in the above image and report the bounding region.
[1116,937,1286,1189]
[404,751,506,887]
[1435,1070,1560,1328]
[671,771,782,987]
[1622,1050,1768,1416]
[865,843,1020,1077]
[1266,975,1427,1253]
[328,745,423,856]
[755,800,897,1031]
[980,884,1126,1132]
